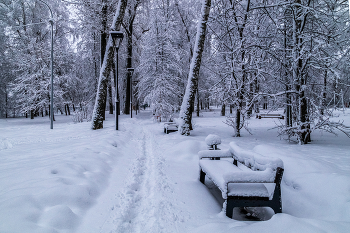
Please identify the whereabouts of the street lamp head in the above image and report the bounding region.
[110,31,124,49]
[127,68,135,77]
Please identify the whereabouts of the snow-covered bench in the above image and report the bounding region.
[256,113,284,119]
[163,122,178,134]
[198,142,284,218]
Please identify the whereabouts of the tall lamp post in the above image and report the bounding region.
[36,0,54,129]
[110,31,124,130]
[127,68,134,118]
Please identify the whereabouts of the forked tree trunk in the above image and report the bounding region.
[91,0,128,130]
[178,0,211,135]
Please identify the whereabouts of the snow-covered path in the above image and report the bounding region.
[110,124,178,233]
[77,115,187,233]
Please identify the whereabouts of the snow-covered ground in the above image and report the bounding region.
[1,108,350,233]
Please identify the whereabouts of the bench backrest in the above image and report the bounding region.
[229,142,284,171]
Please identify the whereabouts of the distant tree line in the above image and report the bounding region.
[1,0,350,143]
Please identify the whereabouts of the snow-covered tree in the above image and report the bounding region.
[137,0,184,120]
[178,0,211,135]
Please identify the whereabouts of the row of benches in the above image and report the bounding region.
[199,136,284,218]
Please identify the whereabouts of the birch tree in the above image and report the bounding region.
[178,0,211,135]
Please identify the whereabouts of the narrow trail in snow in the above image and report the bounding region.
[110,123,182,233]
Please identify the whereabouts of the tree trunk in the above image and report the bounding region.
[221,104,225,116]
[108,78,113,114]
[179,0,211,135]
[196,90,200,117]
[123,3,139,114]
[124,28,132,114]
[321,70,327,115]
[293,0,309,144]
[112,59,119,115]
[233,0,250,137]
[235,108,241,137]
[91,0,128,130]
[101,0,108,120]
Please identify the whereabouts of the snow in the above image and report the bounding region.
[199,159,242,197]
[198,149,231,159]
[229,142,284,170]
[224,168,276,184]
[1,108,350,232]
[205,134,221,146]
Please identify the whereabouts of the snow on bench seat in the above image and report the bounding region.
[200,159,275,199]
[229,142,284,171]
[163,122,178,134]
[199,160,242,194]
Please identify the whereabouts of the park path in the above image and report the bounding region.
[76,115,187,233]
[111,124,179,233]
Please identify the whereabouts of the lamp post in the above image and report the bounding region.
[110,31,124,130]
[35,0,54,129]
[127,68,134,118]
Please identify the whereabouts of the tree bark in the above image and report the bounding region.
[108,78,113,114]
[178,0,211,135]
[221,104,225,116]
[91,0,128,130]
[124,20,133,114]
[321,70,327,115]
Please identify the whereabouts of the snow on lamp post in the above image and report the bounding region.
[110,31,124,130]
[127,68,134,118]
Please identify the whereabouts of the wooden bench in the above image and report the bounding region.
[163,122,178,134]
[198,142,284,218]
[256,114,284,119]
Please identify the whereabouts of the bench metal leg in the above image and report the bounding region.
[200,169,206,184]
[226,200,234,218]
[270,199,282,214]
